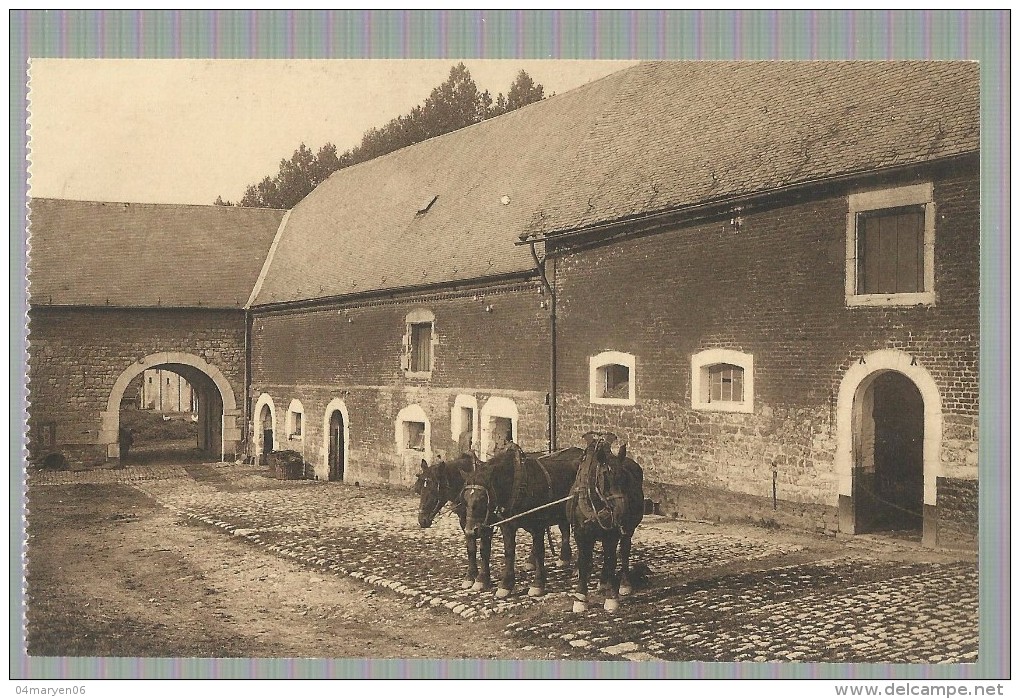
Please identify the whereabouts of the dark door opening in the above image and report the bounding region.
[856,371,924,534]
[260,404,274,464]
[328,410,344,482]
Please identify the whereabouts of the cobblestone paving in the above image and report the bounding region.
[29,463,979,663]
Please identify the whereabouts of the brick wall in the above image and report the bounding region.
[250,280,552,485]
[27,307,247,466]
[552,163,979,524]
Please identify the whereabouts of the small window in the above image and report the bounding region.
[589,351,636,406]
[847,183,935,306]
[691,349,754,413]
[395,403,431,458]
[410,322,432,373]
[404,421,426,451]
[288,399,305,438]
[402,309,436,377]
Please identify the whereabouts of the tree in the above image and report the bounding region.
[223,64,546,209]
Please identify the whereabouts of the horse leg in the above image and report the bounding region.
[463,534,478,589]
[557,522,572,569]
[495,525,516,599]
[572,530,594,613]
[472,529,493,591]
[618,531,634,596]
[602,534,621,612]
[528,528,546,597]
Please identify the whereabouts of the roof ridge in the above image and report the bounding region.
[27,196,288,212]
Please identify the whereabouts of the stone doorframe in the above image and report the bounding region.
[101,351,239,459]
[321,398,350,481]
[253,392,277,458]
[834,348,943,546]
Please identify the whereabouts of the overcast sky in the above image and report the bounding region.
[28,59,637,206]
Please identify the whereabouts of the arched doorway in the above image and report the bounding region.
[328,411,344,481]
[854,371,924,533]
[322,398,349,482]
[102,352,239,463]
[253,393,276,464]
[835,349,943,546]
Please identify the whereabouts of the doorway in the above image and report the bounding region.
[855,371,924,534]
[328,410,345,481]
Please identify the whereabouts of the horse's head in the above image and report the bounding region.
[415,458,446,528]
[461,445,521,537]
[577,432,632,527]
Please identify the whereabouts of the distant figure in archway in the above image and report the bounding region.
[119,427,134,463]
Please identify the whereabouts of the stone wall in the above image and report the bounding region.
[27,307,247,467]
[251,280,552,485]
[551,162,979,542]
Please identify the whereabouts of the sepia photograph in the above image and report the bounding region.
[12,9,1008,685]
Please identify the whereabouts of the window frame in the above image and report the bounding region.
[691,349,754,413]
[288,399,304,439]
[402,309,437,379]
[394,403,431,460]
[589,351,637,406]
[846,182,936,307]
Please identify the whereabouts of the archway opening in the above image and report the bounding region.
[105,353,238,466]
[327,410,345,482]
[853,370,924,535]
[118,366,207,465]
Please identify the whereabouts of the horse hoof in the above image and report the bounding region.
[604,598,620,613]
[619,584,633,596]
[524,561,537,572]
[470,581,487,592]
[460,579,474,590]
[527,586,544,597]
[572,601,588,613]
[495,588,511,599]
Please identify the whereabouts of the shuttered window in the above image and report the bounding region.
[410,322,432,373]
[857,205,925,294]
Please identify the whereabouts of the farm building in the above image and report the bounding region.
[247,61,978,548]
[27,61,979,548]
[27,198,285,467]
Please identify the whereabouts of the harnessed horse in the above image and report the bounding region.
[413,453,493,590]
[462,444,583,598]
[566,432,644,613]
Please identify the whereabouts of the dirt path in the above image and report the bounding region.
[25,482,561,660]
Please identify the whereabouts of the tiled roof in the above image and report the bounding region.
[526,61,980,236]
[29,198,285,308]
[250,60,979,307]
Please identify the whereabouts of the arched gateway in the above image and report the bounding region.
[835,349,943,546]
[102,352,240,460]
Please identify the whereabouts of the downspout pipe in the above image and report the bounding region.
[528,242,556,453]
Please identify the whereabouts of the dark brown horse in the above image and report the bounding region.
[566,432,644,612]
[415,451,574,591]
[413,454,494,590]
[462,444,583,598]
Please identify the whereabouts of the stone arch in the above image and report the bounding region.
[253,392,277,459]
[835,349,943,543]
[102,351,239,460]
[321,398,350,482]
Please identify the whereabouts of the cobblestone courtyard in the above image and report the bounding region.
[28,463,979,664]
